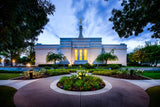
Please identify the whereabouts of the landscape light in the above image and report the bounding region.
[12,59,15,63]
[26,63,31,67]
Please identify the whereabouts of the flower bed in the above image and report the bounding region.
[57,70,105,91]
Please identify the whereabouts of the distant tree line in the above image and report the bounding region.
[128,42,160,66]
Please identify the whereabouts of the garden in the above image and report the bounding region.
[1,63,160,80]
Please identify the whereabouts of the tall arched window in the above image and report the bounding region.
[79,49,82,60]
[75,49,78,60]
[84,49,87,60]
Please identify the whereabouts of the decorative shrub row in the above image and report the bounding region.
[92,70,117,76]
[0,70,22,73]
[38,64,122,69]
[45,69,70,76]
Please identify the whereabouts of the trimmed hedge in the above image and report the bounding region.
[92,70,117,76]
[46,69,70,76]
[0,70,22,73]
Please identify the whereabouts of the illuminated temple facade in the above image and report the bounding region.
[35,21,127,66]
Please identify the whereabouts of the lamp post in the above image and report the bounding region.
[29,70,33,79]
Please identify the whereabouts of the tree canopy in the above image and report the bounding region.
[96,52,118,64]
[0,0,55,66]
[128,42,160,66]
[109,0,160,38]
[46,52,66,64]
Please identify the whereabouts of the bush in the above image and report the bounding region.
[44,66,50,69]
[107,64,120,69]
[46,69,70,76]
[23,69,47,78]
[116,69,129,75]
[0,70,22,73]
[92,70,117,76]
[57,71,105,91]
[52,64,58,69]
[82,63,95,69]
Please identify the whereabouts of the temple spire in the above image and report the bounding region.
[78,19,83,38]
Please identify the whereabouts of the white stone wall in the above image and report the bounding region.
[60,48,72,64]
[88,48,102,64]
[35,49,57,66]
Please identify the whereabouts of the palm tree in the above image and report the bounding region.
[96,53,118,64]
[46,52,66,64]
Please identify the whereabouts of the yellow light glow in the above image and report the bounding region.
[1,59,4,62]
[79,49,82,60]
[75,49,78,60]
[26,63,31,67]
[84,49,87,60]
[12,59,15,63]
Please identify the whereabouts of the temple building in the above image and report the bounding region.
[35,20,127,66]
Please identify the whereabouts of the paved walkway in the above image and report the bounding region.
[1,75,160,107]
[14,75,149,107]
[0,79,38,89]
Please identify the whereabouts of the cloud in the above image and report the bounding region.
[37,0,159,53]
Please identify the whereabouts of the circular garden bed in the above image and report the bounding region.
[57,70,105,91]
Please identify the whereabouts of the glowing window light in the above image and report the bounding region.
[79,49,82,60]
[75,49,78,60]
[84,49,87,60]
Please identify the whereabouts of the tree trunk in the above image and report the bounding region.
[11,51,13,67]
[105,60,107,65]
[54,60,56,64]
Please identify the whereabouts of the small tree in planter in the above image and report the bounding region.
[96,52,118,64]
[46,52,66,64]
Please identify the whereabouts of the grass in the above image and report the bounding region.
[146,86,160,107]
[139,72,160,79]
[0,73,21,80]
[0,86,17,107]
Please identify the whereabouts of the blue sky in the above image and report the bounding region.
[37,0,159,53]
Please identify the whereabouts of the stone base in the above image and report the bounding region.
[74,60,88,64]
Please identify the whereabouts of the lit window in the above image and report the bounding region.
[79,49,82,60]
[84,49,87,60]
[75,49,78,60]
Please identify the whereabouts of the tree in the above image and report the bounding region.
[143,42,160,65]
[128,42,160,66]
[46,52,66,64]
[19,56,30,65]
[0,0,55,66]
[109,0,160,38]
[96,52,118,64]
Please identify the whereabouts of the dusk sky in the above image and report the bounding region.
[37,0,159,53]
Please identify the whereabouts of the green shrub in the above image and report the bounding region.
[44,66,50,69]
[107,64,120,69]
[59,76,68,83]
[73,80,83,87]
[68,69,77,73]
[57,74,105,91]
[91,82,99,90]
[92,70,117,76]
[52,64,59,69]
[0,70,22,73]
[46,69,70,76]
[82,63,95,69]
[116,69,129,75]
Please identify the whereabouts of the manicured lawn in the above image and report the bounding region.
[0,73,21,80]
[140,72,160,79]
[0,86,17,107]
[146,86,160,107]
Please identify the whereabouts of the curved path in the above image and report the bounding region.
[14,75,149,107]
